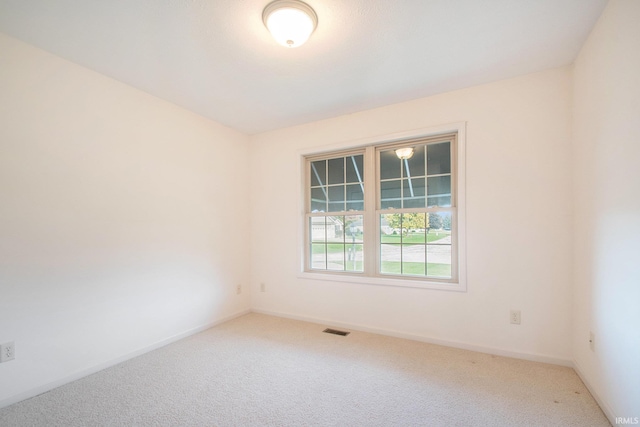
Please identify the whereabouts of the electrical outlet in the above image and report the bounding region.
[510,310,521,325]
[589,332,595,351]
[260,282,266,292]
[236,284,242,294]
[0,342,15,363]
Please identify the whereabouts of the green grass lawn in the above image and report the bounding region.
[311,243,361,254]
[381,231,450,244]
[313,232,450,253]
[380,261,451,277]
[311,244,451,278]
[312,234,452,278]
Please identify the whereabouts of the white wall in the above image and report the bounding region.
[0,33,251,405]
[571,0,640,421]
[4,2,636,416]
[249,67,574,363]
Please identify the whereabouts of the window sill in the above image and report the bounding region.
[298,271,466,292]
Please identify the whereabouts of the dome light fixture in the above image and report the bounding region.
[262,0,318,48]
[395,147,415,160]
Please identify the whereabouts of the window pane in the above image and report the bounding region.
[311,243,327,270]
[327,243,345,271]
[427,212,451,233]
[426,214,452,275]
[327,186,345,212]
[310,217,327,242]
[407,227,426,244]
[403,213,426,234]
[345,244,363,272]
[380,213,433,277]
[380,214,397,238]
[381,213,405,239]
[427,176,451,207]
[402,213,427,238]
[310,187,326,212]
[380,180,402,209]
[346,184,364,211]
[380,150,401,180]
[326,216,344,243]
[402,244,426,276]
[346,155,364,184]
[327,215,364,273]
[344,215,364,243]
[310,160,326,187]
[328,158,345,185]
[427,244,452,278]
[403,145,425,177]
[346,201,364,211]
[307,136,456,281]
[380,244,401,274]
[402,178,426,208]
[427,196,450,208]
[427,142,451,175]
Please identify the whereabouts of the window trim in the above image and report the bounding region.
[298,122,467,292]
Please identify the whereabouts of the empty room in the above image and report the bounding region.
[0,0,638,425]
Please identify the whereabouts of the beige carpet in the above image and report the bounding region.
[0,313,609,426]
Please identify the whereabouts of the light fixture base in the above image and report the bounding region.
[263,0,318,48]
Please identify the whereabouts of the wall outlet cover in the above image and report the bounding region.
[510,310,521,325]
[0,342,15,362]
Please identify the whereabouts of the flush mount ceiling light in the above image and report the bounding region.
[262,0,318,48]
[395,147,415,160]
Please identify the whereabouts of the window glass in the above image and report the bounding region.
[346,184,364,211]
[427,244,451,278]
[313,154,365,213]
[402,178,426,208]
[380,150,401,180]
[310,187,326,212]
[346,155,364,184]
[311,244,327,270]
[426,212,452,278]
[380,180,402,209]
[327,158,345,185]
[310,160,326,187]
[305,134,459,286]
[381,144,450,210]
[427,176,451,207]
[309,215,364,272]
[379,212,452,279]
[403,145,426,177]
[328,186,345,212]
[427,142,451,175]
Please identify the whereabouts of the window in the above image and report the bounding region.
[309,152,365,272]
[303,126,466,291]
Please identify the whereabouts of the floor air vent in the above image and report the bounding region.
[323,328,350,336]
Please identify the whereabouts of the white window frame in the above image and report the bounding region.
[298,122,467,292]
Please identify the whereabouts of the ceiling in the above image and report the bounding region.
[0,0,608,134]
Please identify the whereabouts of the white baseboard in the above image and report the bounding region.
[572,359,616,426]
[0,308,251,410]
[251,308,574,367]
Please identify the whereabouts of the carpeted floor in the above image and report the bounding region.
[0,313,609,426]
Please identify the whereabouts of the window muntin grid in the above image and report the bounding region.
[310,154,364,213]
[308,153,365,273]
[379,212,452,278]
[304,133,458,285]
[377,139,454,280]
[309,215,364,272]
[379,141,452,210]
